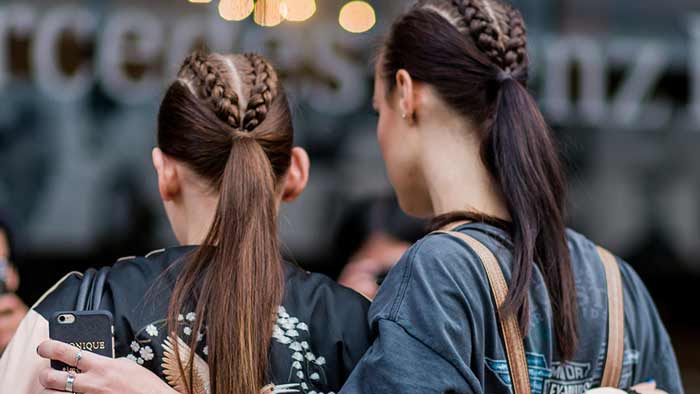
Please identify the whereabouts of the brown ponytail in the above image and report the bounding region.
[158,52,293,394]
[382,0,579,360]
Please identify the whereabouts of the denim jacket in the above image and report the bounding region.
[341,223,683,394]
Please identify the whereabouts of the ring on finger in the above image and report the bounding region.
[65,371,76,393]
[75,349,83,370]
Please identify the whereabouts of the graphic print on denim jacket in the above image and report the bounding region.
[485,349,640,394]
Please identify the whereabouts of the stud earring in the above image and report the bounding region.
[401,113,407,119]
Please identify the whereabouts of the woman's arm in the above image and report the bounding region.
[36,340,177,394]
[0,309,50,394]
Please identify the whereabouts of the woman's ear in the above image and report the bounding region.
[396,69,416,123]
[281,147,310,203]
[152,147,181,201]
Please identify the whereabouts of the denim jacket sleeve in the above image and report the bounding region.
[340,233,491,394]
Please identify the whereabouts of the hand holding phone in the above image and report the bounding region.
[48,311,115,372]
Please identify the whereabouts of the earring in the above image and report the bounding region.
[401,113,407,119]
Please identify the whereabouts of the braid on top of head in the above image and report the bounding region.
[503,5,527,72]
[242,53,279,132]
[451,0,505,68]
[182,52,243,130]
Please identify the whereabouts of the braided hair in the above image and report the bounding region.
[179,52,281,134]
[181,52,244,130]
[242,53,279,131]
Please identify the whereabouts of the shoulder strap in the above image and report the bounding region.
[435,228,532,394]
[75,268,96,311]
[596,246,624,388]
[436,223,625,391]
[75,267,111,311]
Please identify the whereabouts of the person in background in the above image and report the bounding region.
[0,215,27,354]
[334,196,426,299]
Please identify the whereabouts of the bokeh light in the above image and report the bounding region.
[218,0,254,21]
[339,1,376,34]
[254,0,284,27]
[281,0,317,22]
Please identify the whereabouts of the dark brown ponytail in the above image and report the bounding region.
[382,0,578,360]
[158,52,292,394]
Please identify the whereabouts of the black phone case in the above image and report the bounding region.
[48,311,115,372]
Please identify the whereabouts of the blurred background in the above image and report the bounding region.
[0,0,698,391]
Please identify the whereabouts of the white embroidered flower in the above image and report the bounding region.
[126,354,137,362]
[137,357,144,365]
[288,317,299,324]
[140,346,154,361]
[183,326,192,336]
[301,341,309,350]
[283,323,296,330]
[296,322,309,331]
[305,352,316,361]
[277,306,286,315]
[292,361,302,370]
[277,336,292,345]
[277,317,289,326]
[197,332,204,342]
[310,373,320,381]
[292,352,304,361]
[301,383,308,390]
[185,312,196,322]
[203,346,208,356]
[286,329,299,337]
[130,341,140,352]
[145,324,158,337]
[289,342,302,351]
[177,314,184,322]
[308,391,317,394]
[272,325,285,337]
[296,371,304,379]
[315,356,326,366]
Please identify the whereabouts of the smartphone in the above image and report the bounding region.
[48,311,115,372]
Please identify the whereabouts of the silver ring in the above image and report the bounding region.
[75,349,83,370]
[65,371,76,392]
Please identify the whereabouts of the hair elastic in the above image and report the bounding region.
[496,70,514,83]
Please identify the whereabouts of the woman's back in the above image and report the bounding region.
[341,222,683,394]
[2,247,371,393]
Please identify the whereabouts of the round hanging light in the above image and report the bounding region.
[281,0,317,22]
[339,1,376,34]
[218,0,254,21]
[254,0,284,27]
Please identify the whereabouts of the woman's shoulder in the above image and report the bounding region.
[282,262,371,323]
[369,226,495,324]
[32,246,195,321]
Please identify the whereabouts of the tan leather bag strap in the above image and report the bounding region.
[436,223,624,391]
[596,246,625,387]
[436,228,532,394]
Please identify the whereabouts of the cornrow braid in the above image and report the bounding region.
[182,52,243,130]
[451,0,505,68]
[503,5,527,72]
[242,53,279,132]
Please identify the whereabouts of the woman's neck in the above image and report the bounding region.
[179,192,219,245]
[420,122,511,221]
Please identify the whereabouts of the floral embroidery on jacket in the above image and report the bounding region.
[128,307,334,394]
[272,306,334,394]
